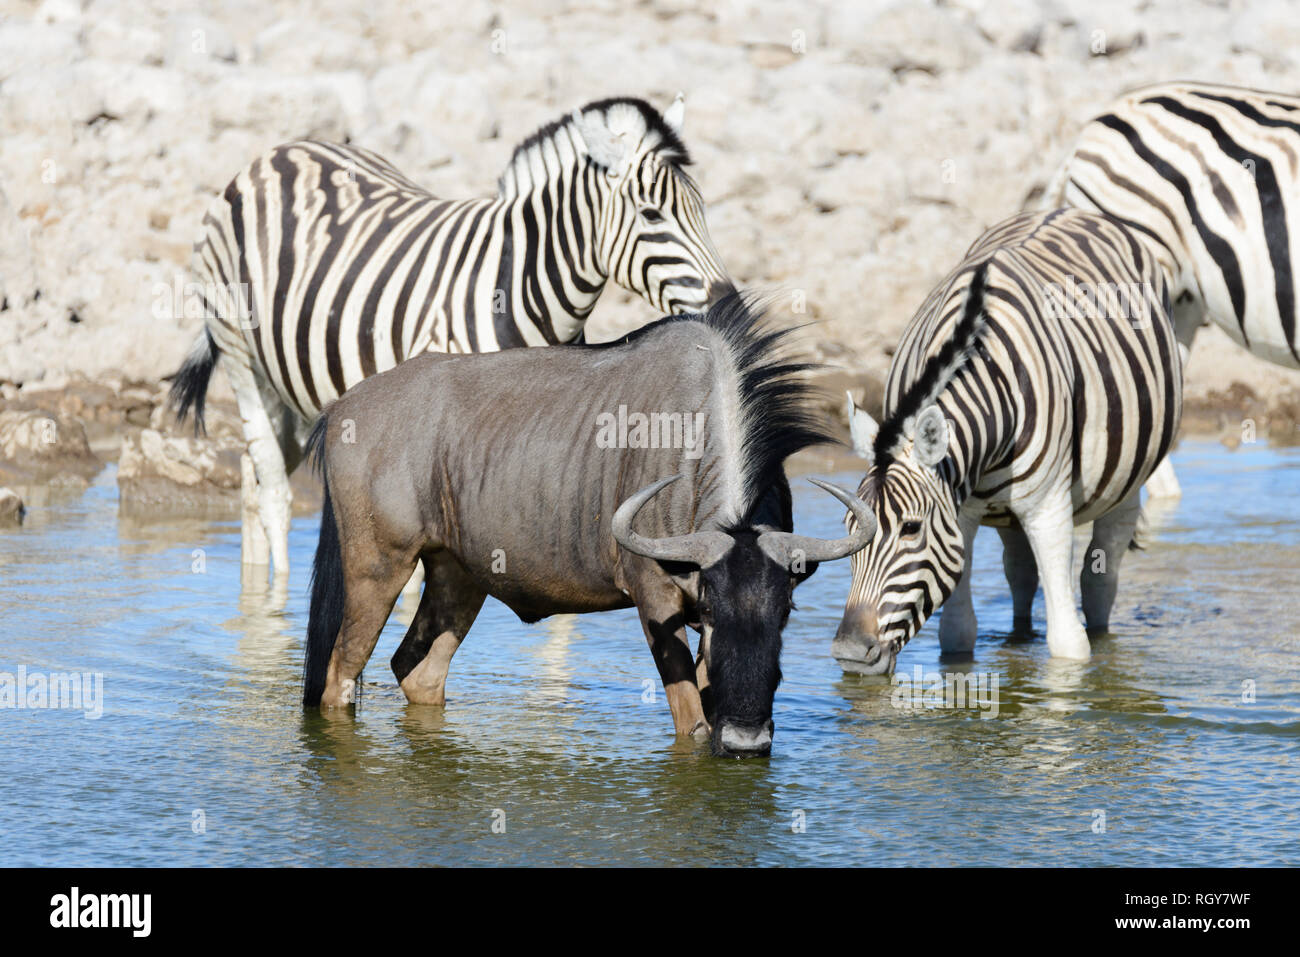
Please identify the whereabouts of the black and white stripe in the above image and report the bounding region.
[1046,81,1300,368]
[835,209,1182,672]
[172,96,731,574]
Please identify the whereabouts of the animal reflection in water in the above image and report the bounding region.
[301,295,873,756]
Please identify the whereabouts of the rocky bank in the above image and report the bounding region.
[2,0,1299,509]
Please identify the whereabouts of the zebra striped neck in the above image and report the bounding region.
[492,159,610,346]
[498,120,589,199]
[931,386,1008,509]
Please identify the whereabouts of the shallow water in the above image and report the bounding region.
[0,438,1297,866]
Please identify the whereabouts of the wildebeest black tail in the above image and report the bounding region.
[168,328,219,435]
[303,413,343,706]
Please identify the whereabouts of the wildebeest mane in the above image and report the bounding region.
[603,292,834,521]
[873,261,990,469]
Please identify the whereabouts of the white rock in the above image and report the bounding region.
[849,4,990,74]
[165,15,238,67]
[253,19,377,74]
[0,409,94,465]
[0,487,23,524]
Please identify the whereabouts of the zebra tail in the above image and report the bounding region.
[303,413,344,707]
[168,328,219,435]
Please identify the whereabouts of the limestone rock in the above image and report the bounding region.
[116,428,241,513]
[0,409,100,483]
[0,487,23,525]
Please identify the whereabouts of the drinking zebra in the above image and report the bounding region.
[1044,81,1300,497]
[834,209,1182,674]
[169,96,732,575]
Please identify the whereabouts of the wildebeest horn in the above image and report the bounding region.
[611,474,734,568]
[758,479,876,566]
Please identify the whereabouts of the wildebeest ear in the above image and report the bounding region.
[911,404,949,467]
[847,391,878,462]
[571,109,630,173]
[663,92,685,134]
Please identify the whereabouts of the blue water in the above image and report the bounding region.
[0,439,1296,865]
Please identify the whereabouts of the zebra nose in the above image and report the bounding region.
[707,279,737,304]
[832,609,896,675]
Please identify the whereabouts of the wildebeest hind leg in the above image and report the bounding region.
[321,553,416,707]
[391,553,486,706]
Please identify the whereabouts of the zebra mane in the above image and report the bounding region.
[501,97,691,190]
[873,262,990,467]
[610,293,833,520]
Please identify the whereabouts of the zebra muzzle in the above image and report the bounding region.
[832,613,897,676]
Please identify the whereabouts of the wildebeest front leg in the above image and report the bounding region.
[637,589,709,739]
[695,625,713,721]
[391,553,486,706]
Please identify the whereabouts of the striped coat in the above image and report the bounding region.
[1046,81,1300,367]
[835,209,1182,673]
[171,96,732,575]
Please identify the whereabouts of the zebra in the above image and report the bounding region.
[1044,81,1300,497]
[168,95,733,576]
[834,209,1182,674]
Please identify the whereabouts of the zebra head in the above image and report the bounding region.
[570,96,733,314]
[833,394,964,676]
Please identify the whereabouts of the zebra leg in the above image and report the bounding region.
[391,553,486,706]
[1020,500,1090,660]
[223,359,294,575]
[400,564,425,611]
[996,521,1038,637]
[937,510,983,659]
[262,376,305,475]
[1145,300,1201,501]
[239,452,270,568]
[1144,458,1181,500]
[1081,489,1141,636]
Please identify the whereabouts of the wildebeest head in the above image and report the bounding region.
[570,97,733,314]
[613,474,875,757]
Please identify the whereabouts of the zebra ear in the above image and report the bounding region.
[912,405,949,468]
[664,93,685,134]
[571,109,629,173]
[847,391,878,463]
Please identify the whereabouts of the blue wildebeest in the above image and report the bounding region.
[301,295,874,756]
